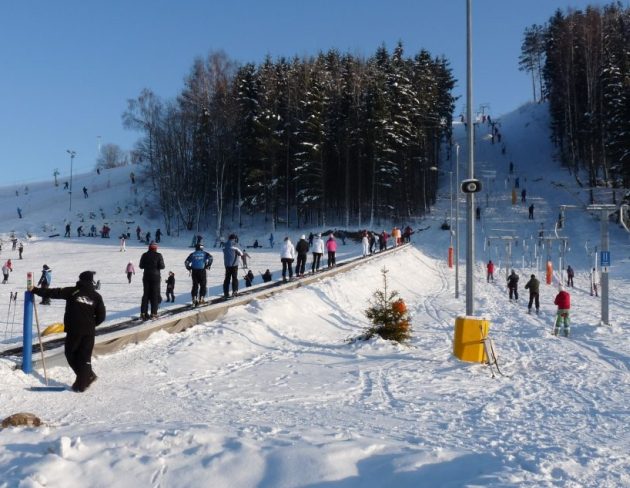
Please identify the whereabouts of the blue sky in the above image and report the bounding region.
[1,0,616,184]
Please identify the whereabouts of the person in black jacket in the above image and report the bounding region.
[295,235,309,277]
[139,241,165,319]
[31,270,106,392]
[507,270,519,300]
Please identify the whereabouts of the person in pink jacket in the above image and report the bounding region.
[326,235,337,268]
[125,261,135,284]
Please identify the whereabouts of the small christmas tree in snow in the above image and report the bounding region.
[364,267,411,343]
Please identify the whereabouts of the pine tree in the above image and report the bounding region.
[364,267,411,343]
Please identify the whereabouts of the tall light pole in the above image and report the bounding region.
[455,143,460,299]
[465,0,476,315]
[67,150,76,212]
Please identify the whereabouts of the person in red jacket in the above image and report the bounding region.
[553,284,571,337]
[486,260,495,282]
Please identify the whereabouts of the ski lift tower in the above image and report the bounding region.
[586,204,617,325]
[486,234,518,281]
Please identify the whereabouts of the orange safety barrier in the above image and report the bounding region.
[546,260,553,284]
[448,246,454,268]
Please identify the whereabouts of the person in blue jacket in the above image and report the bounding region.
[184,243,213,305]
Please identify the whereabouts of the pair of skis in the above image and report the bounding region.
[482,335,506,378]
[3,292,18,339]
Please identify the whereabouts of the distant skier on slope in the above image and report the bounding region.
[524,274,540,314]
[507,270,519,300]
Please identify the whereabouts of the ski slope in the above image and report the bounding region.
[0,103,628,487]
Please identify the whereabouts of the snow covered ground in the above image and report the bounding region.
[0,103,628,487]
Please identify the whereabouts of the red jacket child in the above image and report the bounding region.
[554,288,571,309]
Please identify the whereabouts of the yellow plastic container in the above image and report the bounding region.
[453,316,490,363]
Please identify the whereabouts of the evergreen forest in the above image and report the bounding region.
[519,2,630,188]
[123,43,456,234]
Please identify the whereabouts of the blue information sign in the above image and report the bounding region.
[600,251,610,267]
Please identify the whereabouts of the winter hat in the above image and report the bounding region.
[301,235,306,240]
[79,271,95,283]
[43,264,49,270]
[149,241,158,251]
[228,234,237,240]
[195,243,203,250]
[531,274,536,279]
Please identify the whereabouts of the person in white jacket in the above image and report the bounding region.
[361,231,370,257]
[311,233,324,273]
[280,236,295,282]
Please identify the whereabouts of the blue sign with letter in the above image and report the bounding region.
[600,251,610,267]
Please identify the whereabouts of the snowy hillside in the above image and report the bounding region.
[0,103,628,487]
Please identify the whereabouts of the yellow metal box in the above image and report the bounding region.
[453,316,490,363]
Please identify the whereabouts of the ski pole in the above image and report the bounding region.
[32,299,50,386]
[4,292,13,339]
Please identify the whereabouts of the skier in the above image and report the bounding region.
[241,250,252,269]
[145,231,151,244]
[566,265,575,287]
[509,161,514,174]
[222,234,243,299]
[507,269,519,300]
[521,189,527,203]
[403,226,414,243]
[379,230,389,252]
[184,243,213,305]
[125,261,135,284]
[37,265,52,305]
[261,269,272,283]
[18,242,23,260]
[77,225,84,237]
[155,228,162,244]
[280,236,296,282]
[2,259,12,284]
[269,233,275,248]
[90,224,97,237]
[590,267,599,297]
[524,274,540,314]
[83,186,88,198]
[244,270,254,287]
[139,241,165,320]
[528,204,535,220]
[17,207,22,219]
[553,285,571,337]
[30,270,106,392]
[308,233,314,247]
[65,223,71,237]
[486,260,495,283]
[311,233,324,273]
[326,234,337,268]
[120,234,127,252]
[391,227,401,247]
[369,232,376,254]
[136,225,142,241]
[165,272,175,303]
[295,235,309,277]
[361,231,370,257]
[130,172,135,184]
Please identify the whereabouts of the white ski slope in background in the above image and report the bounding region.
[0,103,628,487]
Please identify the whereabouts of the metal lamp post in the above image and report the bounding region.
[465,0,476,315]
[67,150,76,212]
[455,143,460,299]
